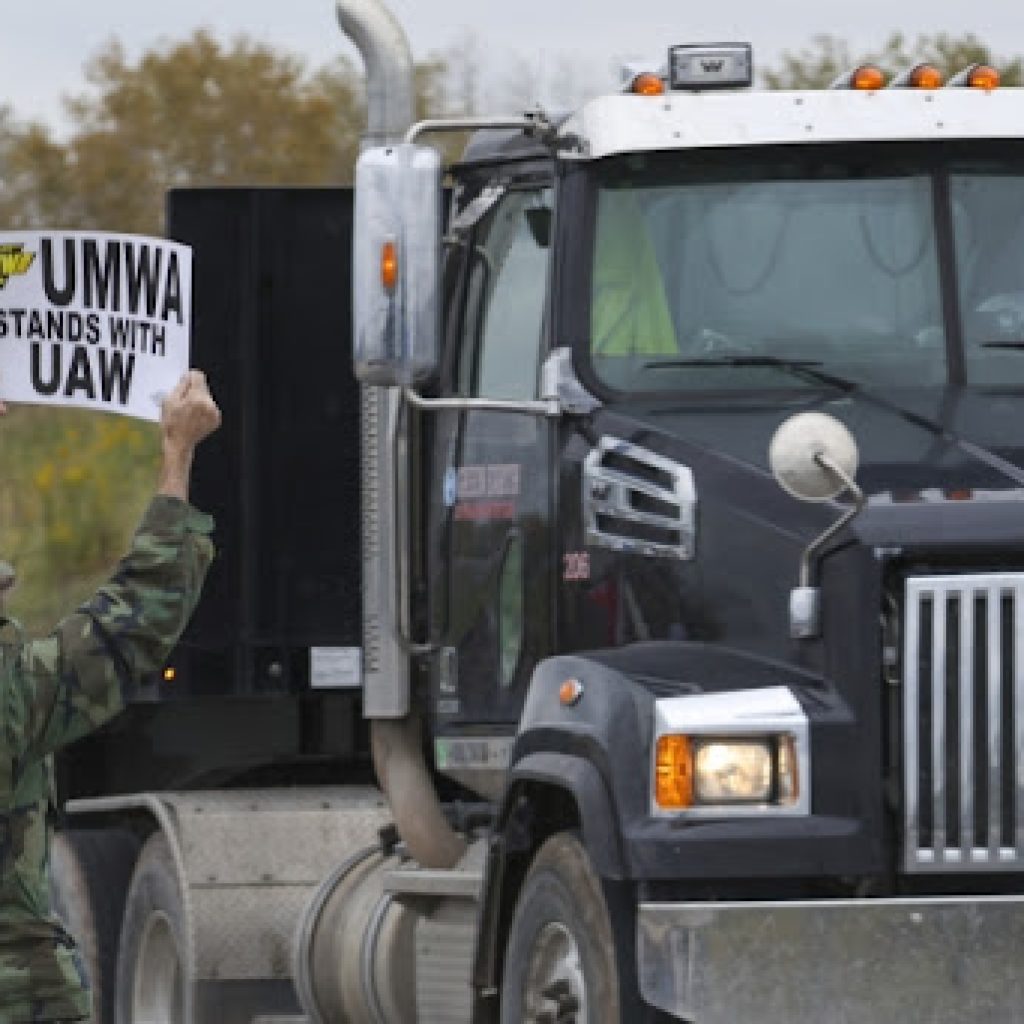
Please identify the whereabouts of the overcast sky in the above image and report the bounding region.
[6,0,1023,129]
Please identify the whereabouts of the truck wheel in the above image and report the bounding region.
[50,827,141,1024]
[500,832,620,1024]
[115,833,188,1024]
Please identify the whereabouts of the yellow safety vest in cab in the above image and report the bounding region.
[591,191,678,358]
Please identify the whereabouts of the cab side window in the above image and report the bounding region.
[458,187,552,400]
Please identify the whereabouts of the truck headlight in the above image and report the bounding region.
[655,734,798,808]
[651,687,810,817]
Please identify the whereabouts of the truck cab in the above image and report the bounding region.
[348,53,1024,1021]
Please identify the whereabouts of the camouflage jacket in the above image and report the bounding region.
[0,496,214,1023]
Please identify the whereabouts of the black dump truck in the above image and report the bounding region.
[49,3,1024,1022]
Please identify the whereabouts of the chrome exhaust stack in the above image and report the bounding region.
[335,0,415,147]
[337,0,466,867]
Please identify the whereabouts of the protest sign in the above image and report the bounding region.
[0,230,191,422]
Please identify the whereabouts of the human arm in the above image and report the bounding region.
[9,370,221,759]
[156,369,221,501]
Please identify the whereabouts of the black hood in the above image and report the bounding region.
[592,383,1024,559]
[618,385,1024,497]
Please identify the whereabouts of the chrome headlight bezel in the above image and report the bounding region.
[651,686,811,818]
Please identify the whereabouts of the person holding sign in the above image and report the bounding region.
[0,369,220,1022]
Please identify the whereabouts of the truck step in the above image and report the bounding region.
[383,866,483,898]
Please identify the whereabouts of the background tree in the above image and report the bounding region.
[0,107,14,190]
[438,31,483,117]
[763,31,1023,89]
[0,30,450,236]
[762,34,856,90]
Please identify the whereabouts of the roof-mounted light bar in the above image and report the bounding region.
[889,63,944,89]
[668,43,753,91]
[830,65,886,90]
[948,63,1001,90]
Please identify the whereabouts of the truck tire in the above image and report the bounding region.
[500,832,621,1024]
[50,827,141,1024]
[115,832,188,1024]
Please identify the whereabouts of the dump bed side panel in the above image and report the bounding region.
[167,187,362,697]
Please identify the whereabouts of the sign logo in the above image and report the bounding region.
[0,244,35,289]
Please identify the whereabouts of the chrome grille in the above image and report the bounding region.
[903,573,1024,872]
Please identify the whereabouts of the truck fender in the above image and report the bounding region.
[501,752,625,877]
[472,751,625,999]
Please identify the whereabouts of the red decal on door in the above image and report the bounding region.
[454,500,517,522]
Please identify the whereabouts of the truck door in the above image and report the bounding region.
[427,184,554,734]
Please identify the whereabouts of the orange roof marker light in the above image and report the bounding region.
[830,65,886,91]
[891,64,944,89]
[949,64,1001,90]
[619,61,667,96]
[853,65,886,91]
[631,72,666,96]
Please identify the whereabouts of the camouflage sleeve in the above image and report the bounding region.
[13,495,214,759]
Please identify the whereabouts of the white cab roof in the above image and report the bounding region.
[560,88,1024,160]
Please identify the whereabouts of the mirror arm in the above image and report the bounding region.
[404,115,548,146]
[798,453,866,588]
[401,387,561,419]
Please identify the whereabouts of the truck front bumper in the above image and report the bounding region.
[637,894,1024,1022]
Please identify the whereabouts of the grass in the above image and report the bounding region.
[0,405,160,635]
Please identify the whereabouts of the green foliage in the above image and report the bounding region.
[763,32,1023,89]
[0,408,159,633]
[762,34,856,90]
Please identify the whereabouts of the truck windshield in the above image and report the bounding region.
[585,144,1024,394]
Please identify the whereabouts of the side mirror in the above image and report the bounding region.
[769,412,864,639]
[769,412,858,502]
[353,144,442,386]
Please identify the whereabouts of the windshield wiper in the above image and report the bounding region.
[980,341,1024,349]
[644,355,855,391]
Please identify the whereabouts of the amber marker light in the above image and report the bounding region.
[163,667,177,683]
[559,678,584,707]
[631,73,666,96]
[851,65,886,91]
[909,64,943,89]
[655,734,694,809]
[967,65,1000,90]
[380,240,398,293]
